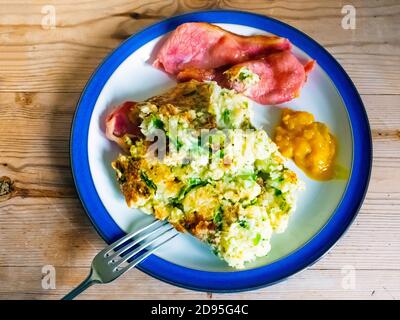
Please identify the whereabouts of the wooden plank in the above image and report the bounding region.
[0,266,398,300]
[0,0,399,93]
[0,94,399,197]
[0,197,399,270]
[0,0,399,300]
[0,93,399,271]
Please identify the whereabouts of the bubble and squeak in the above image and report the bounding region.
[105,80,302,268]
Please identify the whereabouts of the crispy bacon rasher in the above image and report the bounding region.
[153,22,315,105]
[176,52,315,105]
[153,22,291,75]
[224,52,315,105]
[105,101,141,151]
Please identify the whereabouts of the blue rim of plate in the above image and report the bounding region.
[70,10,372,292]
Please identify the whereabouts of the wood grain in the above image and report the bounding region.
[0,267,399,300]
[0,0,399,94]
[0,0,399,300]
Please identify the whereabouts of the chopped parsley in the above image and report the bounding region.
[169,178,208,208]
[235,172,257,181]
[183,178,208,198]
[280,201,290,211]
[140,172,157,191]
[149,116,164,130]
[257,171,270,180]
[213,206,223,229]
[170,200,184,211]
[123,135,133,146]
[212,247,220,256]
[243,198,257,208]
[253,233,261,245]
[238,71,250,81]
[170,137,183,151]
[222,109,231,125]
[238,219,249,229]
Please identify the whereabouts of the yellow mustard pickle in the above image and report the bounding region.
[274,108,336,180]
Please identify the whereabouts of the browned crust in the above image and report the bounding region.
[113,158,152,206]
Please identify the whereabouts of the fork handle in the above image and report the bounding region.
[62,269,97,300]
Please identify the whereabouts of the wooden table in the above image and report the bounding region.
[0,0,399,300]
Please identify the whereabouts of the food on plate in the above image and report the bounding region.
[274,108,336,180]
[105,101,142,151]
[177,51,315,105]
[222,52,315,104]
[107,80,303,268]
[153,22,315,105]
[176,67,217,82]
[153,22,291,75]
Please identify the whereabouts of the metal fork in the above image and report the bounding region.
[62,219,177,300]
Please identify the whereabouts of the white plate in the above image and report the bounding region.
[88,24,351,272]
[71,10,371,291]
